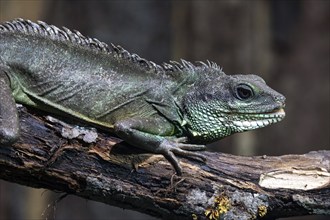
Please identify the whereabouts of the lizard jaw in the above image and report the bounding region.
[232,108,285,131]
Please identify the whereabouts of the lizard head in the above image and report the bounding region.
[182,74,286,142]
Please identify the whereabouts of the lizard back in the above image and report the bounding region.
[0,19,223,129]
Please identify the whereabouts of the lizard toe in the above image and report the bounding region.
[162,150,182,175]
[176,143,206,151]
[171,147,207,162]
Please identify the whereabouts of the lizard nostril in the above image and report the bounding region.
[275,95,285,103]
[274,95,286,109]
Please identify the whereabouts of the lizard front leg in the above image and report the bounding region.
[0,72,19,145]
[114,117,206,175]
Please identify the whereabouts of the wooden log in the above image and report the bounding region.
[0,106,329,219]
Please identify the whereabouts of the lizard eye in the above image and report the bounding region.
[235,84,254,100]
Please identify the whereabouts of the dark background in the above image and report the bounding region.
[0,0,329,220]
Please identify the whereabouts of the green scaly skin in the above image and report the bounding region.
[0,19,286,175]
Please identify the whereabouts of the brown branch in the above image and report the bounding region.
[0,106,329,219]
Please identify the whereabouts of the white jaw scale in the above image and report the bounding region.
[232,108,285,131]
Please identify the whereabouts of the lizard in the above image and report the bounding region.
[0,19,286,175]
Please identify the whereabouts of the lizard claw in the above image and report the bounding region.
[158,139,207,175]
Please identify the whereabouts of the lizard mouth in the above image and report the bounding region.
[232,108,285,130]
[254,107,286,123]
[269,108,285,117]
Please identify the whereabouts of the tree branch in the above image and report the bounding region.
[1,107,329,219]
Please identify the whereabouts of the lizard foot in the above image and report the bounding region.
[158,139,207,175]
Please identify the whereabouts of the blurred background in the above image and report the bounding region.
[0,0,328,220]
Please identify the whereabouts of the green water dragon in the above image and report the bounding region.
[0,19,286,175]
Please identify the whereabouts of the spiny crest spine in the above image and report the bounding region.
[0,18,222,74]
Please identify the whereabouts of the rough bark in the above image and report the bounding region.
[0,107,329,220]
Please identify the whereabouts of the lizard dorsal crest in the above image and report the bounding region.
[0,18,222,75]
